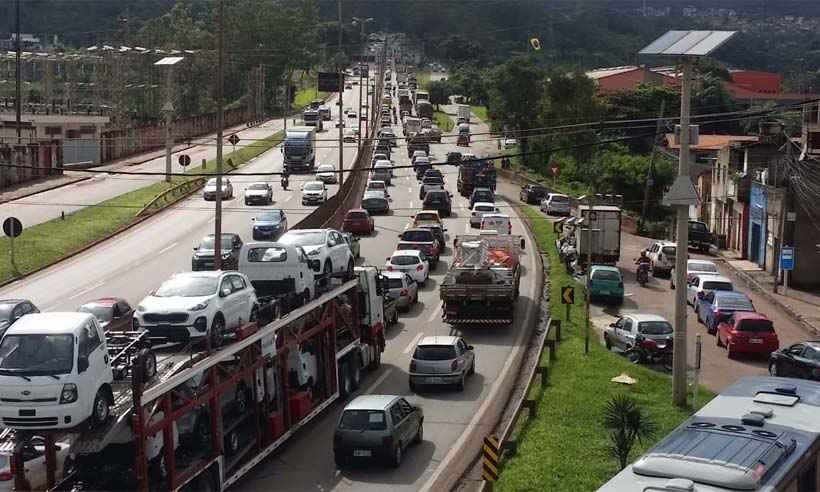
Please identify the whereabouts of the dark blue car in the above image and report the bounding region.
[252,209,288,241]
[696,290,755,335]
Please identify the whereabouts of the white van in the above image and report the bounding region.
[0,313,115,430]
[480,213,512,235]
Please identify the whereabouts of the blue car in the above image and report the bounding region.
[696,290,755,335]
[587,265,624,305]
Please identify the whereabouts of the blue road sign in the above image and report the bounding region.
[780,246,795,271]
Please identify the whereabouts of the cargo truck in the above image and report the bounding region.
[416,100,434,120]
[440,234,523,324]
[282,127,317,173]
[398,90,413,115]
[0,269,388,492]
[302,108,323,131]
[457,159,497,197]
[457,105,470,124]
[575,205,622,265]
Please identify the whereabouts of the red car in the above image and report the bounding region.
[717,312,779,358]
[342,209,374,235]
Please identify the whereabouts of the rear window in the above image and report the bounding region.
[639,321,673,335]
[402,231,433,242]
[391,255,420,266]
[592,270,621,281]
[475,205,495,212]
[661,246,676,256]
[690,262,717,274]
[413,345,457,360]
[338,410,387,431]
[703,281,733,291]
[717,296,754,311]
[550,195,569,203]
[690,222,707,232]
[347,212,368,220]
[737,319,774,332]
[387,278,404,289]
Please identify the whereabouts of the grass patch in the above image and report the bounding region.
[433,111,454,132]
[0,131,284,284]
[495,204,714,491]
[291,87,328,111]
[470,105,488,122]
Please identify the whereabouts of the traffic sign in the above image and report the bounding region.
[228,134,240,146]
[2,217,22,238]
[780,246,795,271]
[561,286,575,305]
[482,435,500,482]
[178,154,191,167]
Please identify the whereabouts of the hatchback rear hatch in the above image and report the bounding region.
[412,345,457,375]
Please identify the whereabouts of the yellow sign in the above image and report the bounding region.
[561,286,575,305]
[530,38,541,50]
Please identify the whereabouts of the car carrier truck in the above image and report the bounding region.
[440,234,523,324]
[0,268,387,492]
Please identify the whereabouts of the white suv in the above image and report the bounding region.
[135,271,258,346]
[646,241,677,277]
[278,229,355,282]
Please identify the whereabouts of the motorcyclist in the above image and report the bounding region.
[635,251,651,276]
[281,170,290,190]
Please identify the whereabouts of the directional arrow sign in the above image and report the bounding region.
[228,134,240,146]
[561,286,575,305]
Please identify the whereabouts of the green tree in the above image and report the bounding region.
[485,56,544,161]
[427,80,451,109]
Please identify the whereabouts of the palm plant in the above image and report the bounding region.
[601,394,657,470]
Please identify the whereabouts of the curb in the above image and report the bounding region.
[419,189,544,492]
[715,256,819,336]
[0,137,281,290]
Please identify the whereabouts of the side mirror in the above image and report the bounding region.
[251,217,256,221]
[220,287,232,297]
[78,356,89,373]
[466,345,474,351]
[386,257,391,262]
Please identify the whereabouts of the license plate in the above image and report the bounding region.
[427,377,444,384]
[599,291,610,296]
[353,449,372,457]
[750,338,763,344]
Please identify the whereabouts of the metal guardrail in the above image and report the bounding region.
[135,177,206,217]
[479,315,562,490]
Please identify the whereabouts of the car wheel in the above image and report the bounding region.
[193,413,212,450]
[334,451,348,468]
[345,259,355,280]
[340,362,352,398]
[413,423,424,445]
[244,199,250,206]
[225,431,240,456]
[468,360,475,375]
[249,305,259,324]
[140,349,157,381]
[716,334,724,347]
[696,306,703,324]
[670,281,675,290]
[456,373,466,392]
[390,443,403,468]
[92,389,111,427]
[769,361,780,376]
[604,335,612,350]
[323,260,333,283]
[409,379,418,392]
[727,346,735,359]
[210,315,225,349]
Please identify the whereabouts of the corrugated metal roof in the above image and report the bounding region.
[585,66,641,80]
[640,30,737,56]
[665,134,759,151]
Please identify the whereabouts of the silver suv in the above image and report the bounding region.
[409,336,475,392]
[333,395,423,468]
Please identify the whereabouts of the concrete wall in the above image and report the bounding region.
[789,203,820,289]
[0,142,61,189]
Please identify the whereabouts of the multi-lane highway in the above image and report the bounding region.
[1,89,354,230]
[235,105,539,491]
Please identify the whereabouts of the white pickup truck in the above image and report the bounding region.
[240,242,320,319]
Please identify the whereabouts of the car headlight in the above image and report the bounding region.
[191,301,209,311]
[137,304,146,312]
[222,253,231,259]
[60,383,78,404]
[307,249,321,256]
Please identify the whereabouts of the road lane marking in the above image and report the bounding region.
[68,281,106,300]
[157,241,179,256]
[362,367,393,394]
[404,332,425,354]
[426,301,443,323]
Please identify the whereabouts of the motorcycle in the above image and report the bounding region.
[625,334,673,371]
[636,261,650,287]
[281,176,289,191]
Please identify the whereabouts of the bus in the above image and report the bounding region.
[599,376,820,492]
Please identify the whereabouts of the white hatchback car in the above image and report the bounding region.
[279,229,355,281]
[540,193,571,216]
[301,181,328,205]
[686,274,734,307]
[135,271,259,345]
[315,164,338,184]
[480,213,512,235]
[670,259,719,289]
[470,202,500,228]
[646,241,677,277]
[385,250,430,286]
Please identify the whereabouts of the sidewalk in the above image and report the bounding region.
[717,250,820,334]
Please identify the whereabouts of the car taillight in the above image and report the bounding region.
[416,264,424,272]
[713,308,721,319]
[641,338,658,351]
[387,266,394,271]
[400,289,408,296]
[450,360,459,372]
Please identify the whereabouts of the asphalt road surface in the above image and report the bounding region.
[1,88,357,230]
[235,103,539,491]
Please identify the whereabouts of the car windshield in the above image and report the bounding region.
[414,345,457,360]
[639,321,673,335]
[304,183,324,191]
[703,281,733,291]
[551,195,569,203]
[661,246,677,256]
[690,222,707,232]
[317,166,334,173]
[690,262,717,274]
[206,178,218,187]
[737,319,774,332]
[0,334,74,376]
[387,278,404,289]
[391,255,419,266]
[154,276,219,297]
[0,305,12,323]
[425,193,445,202]
[248,183,269,190]
[338,410,387,431]
[280,232,326,247]
[592,270,621,281]
[78,304,113,322]
[475,191,493,199]
[199,236,234,250]
[416,213,438,222]
[246,247,287,262]
[368,182,386,189]
[717,296,754,311]
[402,231,433,242]
[256,211,283,223]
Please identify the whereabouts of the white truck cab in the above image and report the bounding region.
[240,242,319,303]
[0,313,114,430]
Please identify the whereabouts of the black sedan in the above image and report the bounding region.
[769,341,820,380]
[192,233,243,271]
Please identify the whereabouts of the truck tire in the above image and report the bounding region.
[140,349,157,381]
[91,389,111,427]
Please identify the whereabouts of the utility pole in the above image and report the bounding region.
[337,0,345,185]
[155,57,182,184]
[214,0,225,270]
[15,0,22,144]
[639,100,666,233]
[284,72,290,132]
[358,65,363,148]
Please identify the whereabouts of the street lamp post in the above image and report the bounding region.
[214,0,226,271]
[154,57,184,184]
[640,30,736,407]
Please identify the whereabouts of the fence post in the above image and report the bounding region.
[201,158,206,169]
